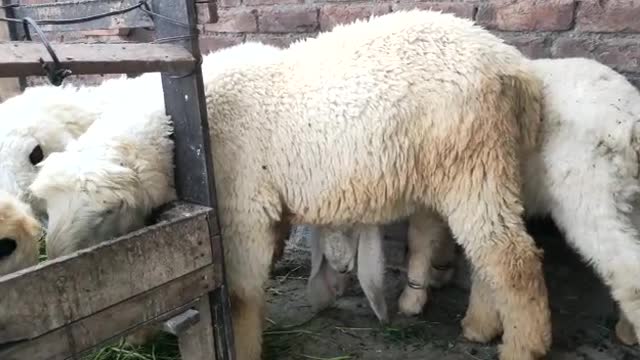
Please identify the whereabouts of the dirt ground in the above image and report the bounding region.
[263,220,640,360]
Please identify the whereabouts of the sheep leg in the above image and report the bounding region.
[443,188,550,360]
[461,265,503,343]
[398,209,453,316]
[549,186,640,346]
[616,309,637,346]
[224,218,278,360]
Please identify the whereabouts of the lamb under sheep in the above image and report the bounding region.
[307,224,388,324]
[201,10,550,360]
[398,57,640,348]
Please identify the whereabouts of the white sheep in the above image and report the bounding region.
[307,224,388,324]
[0,73,163,283]
[0,190,43,276]
[0,72,162,219]
[202,10,550,360]
[398,57,640,348]
[28,94,175,258]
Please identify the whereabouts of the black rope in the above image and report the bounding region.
[34,1,147,26]
[22,17,72,86]
[138,2,194,29]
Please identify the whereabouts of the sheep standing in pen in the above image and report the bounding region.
[201,9,550,360]
[398,57,640,348]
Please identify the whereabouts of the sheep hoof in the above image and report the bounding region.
[615,316,638,346]
[498,342,545,360]
[461,312,501,344]
[397,287,427,316]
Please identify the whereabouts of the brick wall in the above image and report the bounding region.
[200,0,640,88]
[12,1,640,88]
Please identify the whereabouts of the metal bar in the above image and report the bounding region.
[151,0,234,359]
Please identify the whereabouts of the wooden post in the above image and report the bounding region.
[0,2,22,99]
[151,1,235,359]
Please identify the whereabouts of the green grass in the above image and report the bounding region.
[81,334,180,360]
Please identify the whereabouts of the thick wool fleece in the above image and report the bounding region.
[202,10,548,360]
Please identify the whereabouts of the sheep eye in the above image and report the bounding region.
[0,238,17,259]
[29,145,44,165]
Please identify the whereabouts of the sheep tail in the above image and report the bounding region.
[501,67,545,154]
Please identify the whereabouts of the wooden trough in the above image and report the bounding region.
[0,0,234,359]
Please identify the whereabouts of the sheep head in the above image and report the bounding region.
[0,85,96,218]
[29,151,147,259]
[0,190,42,276]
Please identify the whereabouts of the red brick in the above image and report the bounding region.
[496,33,548,59]
[259,6,318,33]
[204,9,257,33]
[392,2,476,19]
[576,0,640,33]
[552,37,640,73]
[319,3,391,31]
[199,34,245,54]
[245,0,302,5]
[245,33,315,48]
[477,0,576,31]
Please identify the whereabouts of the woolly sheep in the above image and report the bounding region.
[0,73,162,281]
[399,57,640,348]
[28,94,175,259]
[202,10,550,360]
[0,72,162,219]
[307,224,388,324]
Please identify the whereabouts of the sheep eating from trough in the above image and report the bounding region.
[28,94,175,259]
[201,9,550,360]
[398,57,640,348]
[0,73,162,220]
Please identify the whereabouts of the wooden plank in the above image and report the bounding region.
[10,0,153,37]
[152,0,234,358]
[0,265,218,360]
[0,203,215,343]
[0,42,195,77]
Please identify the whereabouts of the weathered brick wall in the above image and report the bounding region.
[201,0,640,88]
[12,1,640,88]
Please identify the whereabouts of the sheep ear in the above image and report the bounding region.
[307,227,338,311]
[356,225,388,324]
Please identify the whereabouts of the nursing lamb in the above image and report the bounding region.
[202,10,549,360]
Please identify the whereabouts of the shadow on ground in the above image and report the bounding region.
[264,219,640,360]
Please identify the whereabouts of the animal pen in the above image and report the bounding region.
[0,1,235,359]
